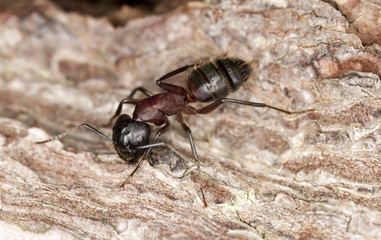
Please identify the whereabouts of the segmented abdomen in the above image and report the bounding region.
[187,57,252,102]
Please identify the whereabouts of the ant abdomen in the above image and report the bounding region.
[187,57,252,102]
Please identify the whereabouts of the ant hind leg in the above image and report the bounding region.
[189,98,312,115]
[156,64,195,93]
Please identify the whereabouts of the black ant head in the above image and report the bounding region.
[112,114,151,163]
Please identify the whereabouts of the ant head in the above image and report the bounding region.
[112,114,151,162]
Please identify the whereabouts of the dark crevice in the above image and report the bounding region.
[0,0,201,26]
[320,0,338,10]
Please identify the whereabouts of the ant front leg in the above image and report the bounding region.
[146,117,171,166]
[185,98,312,115]
[176,114,207,207]
[119,117,170,188]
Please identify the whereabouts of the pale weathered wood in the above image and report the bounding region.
[1,0,381,239]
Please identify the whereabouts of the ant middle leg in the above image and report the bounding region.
[176,114,207,207]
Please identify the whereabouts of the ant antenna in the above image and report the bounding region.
[36,124,114,144]
[36,124,167,151]
[134,142,166,149]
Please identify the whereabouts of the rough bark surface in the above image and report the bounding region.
[1,0,381,239]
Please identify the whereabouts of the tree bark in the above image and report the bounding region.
[1,0,381,239]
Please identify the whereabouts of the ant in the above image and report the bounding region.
[37,57,310,207]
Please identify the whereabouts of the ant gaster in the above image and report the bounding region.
[37,57,309,207]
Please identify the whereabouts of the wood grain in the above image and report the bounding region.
[1,0,381,239]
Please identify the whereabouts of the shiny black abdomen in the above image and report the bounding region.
[187,57,252,102]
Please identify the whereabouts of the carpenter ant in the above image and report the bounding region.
[37,57,310,207]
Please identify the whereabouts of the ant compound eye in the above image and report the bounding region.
[136,135,144,143]
[120,129,132,147]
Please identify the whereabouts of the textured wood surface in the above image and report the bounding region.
[1,0,381,239]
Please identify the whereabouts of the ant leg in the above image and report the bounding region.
[119,118,170,188]
[176,114,207,207]
[146,117,171,166]
[157,64,195,83]
[128,87,153,99]
[106,99,139,127]
[36,124,114,144]
[156,64,195,93]
[188,98,311,115]
[107,87,152,127]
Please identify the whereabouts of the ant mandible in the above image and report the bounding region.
[37,57,308,207]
